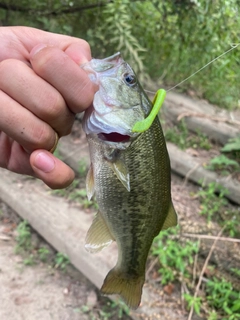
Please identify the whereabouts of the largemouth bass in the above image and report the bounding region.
[81,53,177,309]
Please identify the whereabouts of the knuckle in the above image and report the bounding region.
[0,59,15,76]
[32,124,53,149]
[33,52,52,74]
[80,39,91,53]
[40,92,74,136]
[42,91,64,120]
[33,47,67,75]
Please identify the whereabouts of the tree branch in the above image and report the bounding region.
[0,1,111,16]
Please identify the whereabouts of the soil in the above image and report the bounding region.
[0,201,130,320]
[0,114,239,320]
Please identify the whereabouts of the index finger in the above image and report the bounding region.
[30,45,95,113]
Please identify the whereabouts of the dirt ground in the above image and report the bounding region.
[0,174,194,320]
[0,201,130,320]
[0,166,238,320]
[0,172,202,320]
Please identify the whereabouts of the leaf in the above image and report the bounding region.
[222,137,240,152]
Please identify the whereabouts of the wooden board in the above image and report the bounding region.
[58,136,240,206]
[0,169,185,320]
[164,92,240,145]
[167,143,240,205]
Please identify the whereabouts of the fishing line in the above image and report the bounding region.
[145,43,240,94]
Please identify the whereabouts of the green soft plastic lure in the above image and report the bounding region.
[132,88,166,133]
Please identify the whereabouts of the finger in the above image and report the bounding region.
[0,89,56,152]
[30,150,75,189]
[3,27,92,65]
[30,45,96,113]
[0,59,74,137]
[0,133,33,175]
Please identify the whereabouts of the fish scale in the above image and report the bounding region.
[82,53,177,309]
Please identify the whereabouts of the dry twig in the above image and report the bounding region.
[177,112,240,126]
[146,257,158,279]
[183,233,240,243]
[187,227,225,320]
[181,163,201,189]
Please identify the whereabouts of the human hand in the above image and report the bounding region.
[0,26,95,188]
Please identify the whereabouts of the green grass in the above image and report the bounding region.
[197,182,229,222]
[52,178,98,210]
[54,252,70,271]
[151,178,239,319]
[14,220,70,269]
[206,154,240,176]
[2,1,240,110]
[197,182,240,237]
[165,119,211,150]
[78,159,88,178]
[152,226,199,285]
[151,224,240,319]
[15,220,33,254]
[80,299,130,320]
[206,278,240,320]
[222,136,240,152]
[13,220,131,319]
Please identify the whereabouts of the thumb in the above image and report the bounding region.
[30,150,75,189]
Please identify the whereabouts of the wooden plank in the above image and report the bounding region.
[0,169,113,289]
[164,92,240,145]
[0,169,185,320]
[167,143,240,205]
[58,136,240,206]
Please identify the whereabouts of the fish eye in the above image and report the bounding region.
[123,73,137,86]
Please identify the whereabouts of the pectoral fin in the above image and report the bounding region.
[108,159,130,192]
[86,163,95,201]
[85,211,115,253]
[162,202,178,230]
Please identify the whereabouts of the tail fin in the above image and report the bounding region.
[101,267,144,309]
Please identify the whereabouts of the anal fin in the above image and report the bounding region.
[162,202,178,230]
[85,211,115,253]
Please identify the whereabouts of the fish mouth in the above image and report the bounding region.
[98,132,130,143]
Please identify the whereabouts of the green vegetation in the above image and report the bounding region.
[0,0,240,109]
[1,1,239,318]
[222,136,240,162]
[15,220,68,268]
[206,278,240,320]
[38,246,51,262]
[206,154,239,175]
[197,182,228,222]
[13,219,131,319]
[53,148,63,160]
[184,294,202,316]
[222,136,240,152]
[51,157,98,209]
[151,179,239,319]
[165,119,211,150]
[80,300,130,320]
[197,182,240,237]
[15,220,33,254]
[78,159,88,178]
[52,178,98,209]
[54,252,70,270]
[152,223,240,319]
[152,226,199,285]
